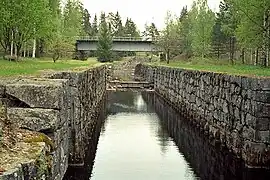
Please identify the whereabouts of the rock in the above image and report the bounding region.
[255,117,270,131]
[6,79,68,109]
[255,130,270,143]
[7,108,60,131]
[242,126,255,140]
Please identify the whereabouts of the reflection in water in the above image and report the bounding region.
[143,92,270,180]
[91,92,197,180]
[65,91,270,180]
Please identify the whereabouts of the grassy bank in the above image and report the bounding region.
[151,58,270,77]
[0,58,99,77]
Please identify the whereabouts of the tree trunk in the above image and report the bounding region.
[10,30,14,56]
[267,12,270,67]
[32,38,36,58]
[217,44,220,59]
[241,48,245,64]
[255,48,259,65]
[250,48,253,65]
[263,4,269,67]
[14,44,17,57]
[23,42,26,58]
[166,50,170,64]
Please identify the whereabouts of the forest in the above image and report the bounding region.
[0,0,142,62]
[158,0,270,67]
[0,0,270,67]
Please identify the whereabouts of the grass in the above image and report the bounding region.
[0,58,100,77]
[151,58,270,77]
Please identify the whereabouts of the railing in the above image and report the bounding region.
[76,36,154,41]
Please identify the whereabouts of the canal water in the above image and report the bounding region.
[65,91,270,180]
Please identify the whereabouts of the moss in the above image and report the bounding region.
[24,132,55,152]
[36,151,50,179]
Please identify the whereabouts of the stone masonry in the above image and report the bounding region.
[0,65,107,179]
[135,64,270,168]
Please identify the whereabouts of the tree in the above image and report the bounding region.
[91,14,98,36]
[63,0,84,40]
[178,6,192,55]
[229,0,270,66]
[212,18,227,58]
[0,0,53,57]
[179,6,188,22]
[82,9,91,36]
[97,12,112,62]
[143,22,159,41]
[107,11,124,37]
[124,18,140,37]
[216,0,238,63]
[156,11,181,63]
[190,0,215,58]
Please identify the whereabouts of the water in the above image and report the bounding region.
[91,91,197,180]
[65,91,270,180]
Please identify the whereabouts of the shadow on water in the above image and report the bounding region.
[142,92,270,180]
[64,91,270,180]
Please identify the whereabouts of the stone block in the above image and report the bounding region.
[254,102,270,118]
[245,113,256,128]
[252,91,270,103]
[255,117,270,131]
[255,130,270,143]
[6,79,68,109]
[242,140,269,167]
[7,108,60,131]
[0,84,5,97]
[242,126,255,140]
[250,78,270,91]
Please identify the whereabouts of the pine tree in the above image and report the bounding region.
[82,9,91,36]
[92,14,98,36]
[97,12,112,62]
[113,11,124,37]
[124,18,140,37]
[144,22,159,40]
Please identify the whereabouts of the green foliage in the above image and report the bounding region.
[97,12,113,62]
[156,11,182,63]
[91,14,99,36]
[190,0,215,57]
[0,0,53,55]
[50,38,74,62]
[62,0,84,41]
[143,22,159,40]
[217,0,238,37]
[107,11,124,37]
[124,18,140,37]
[82,9,92,36]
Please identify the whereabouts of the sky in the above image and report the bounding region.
[82,0,220,31]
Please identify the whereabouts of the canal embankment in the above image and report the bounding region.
[135,64,270,168]
[0,65,107,179]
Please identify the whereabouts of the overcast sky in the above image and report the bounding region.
[82,0,220,31]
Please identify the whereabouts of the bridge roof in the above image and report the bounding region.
[76,36,154,43]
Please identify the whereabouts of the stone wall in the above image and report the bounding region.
[0,65,107,179]
[47,66,107,166]
[135,64,270,167]
[142,92,270,180]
